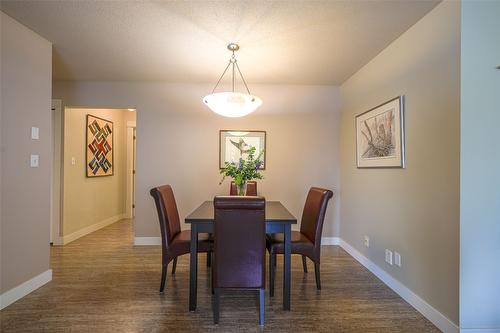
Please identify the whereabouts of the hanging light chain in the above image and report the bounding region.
[211,60,232,94]
[210,46,252,95]
[234,61,251,95]
[232,52,235,93]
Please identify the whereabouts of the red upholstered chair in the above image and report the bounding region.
[267,187,333,295]
[213,196,266,325]
[230,180,257,196]
[150,185,212,293]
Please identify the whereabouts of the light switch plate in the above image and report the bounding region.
[30,154,39,167]
[31,127,39,140]
[364,236,370,247]
[71,157,76,165]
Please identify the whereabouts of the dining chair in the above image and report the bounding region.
[213,196,266,325]
[229,180,257,196]
[150,185,212,293]
[267,187,333,295]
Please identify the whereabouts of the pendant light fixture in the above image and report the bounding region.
[203,43,262,117]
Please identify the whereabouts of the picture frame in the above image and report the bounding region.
[356,96,405,168]
[86,114,114,177]
[219,130,266,169]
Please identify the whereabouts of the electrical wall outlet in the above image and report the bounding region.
[71,157,76,165]
[385,249,393,265]
[364,236,370,247]
[394,252,402,267]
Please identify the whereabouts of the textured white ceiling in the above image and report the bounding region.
[1,0,439,84]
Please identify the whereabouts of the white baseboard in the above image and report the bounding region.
[321,237,340,245]
[134,236,161,246]
[0,269,52,310]
[461,329,500,333]
[62,214,126,245]
[338,239,459,333]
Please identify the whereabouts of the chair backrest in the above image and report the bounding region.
[299,187,334,245]
[213,196,266,289]
[229,181,257,196]
[150,185,182,248]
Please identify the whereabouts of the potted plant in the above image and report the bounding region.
[219,147,264,195]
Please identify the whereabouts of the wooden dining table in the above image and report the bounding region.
[185,200,297,311]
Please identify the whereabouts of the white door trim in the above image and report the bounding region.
[50,99,63,245]
[126,121,136,219]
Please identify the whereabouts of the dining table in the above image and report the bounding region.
[185,200,297,311]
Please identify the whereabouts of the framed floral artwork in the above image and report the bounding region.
[219,130,266,169]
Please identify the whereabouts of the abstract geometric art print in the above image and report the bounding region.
[86,114,114,177]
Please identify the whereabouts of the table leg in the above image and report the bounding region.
[189,225,198,311]
[283,224,291,310]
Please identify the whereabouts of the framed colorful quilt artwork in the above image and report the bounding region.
[86,114,114,177]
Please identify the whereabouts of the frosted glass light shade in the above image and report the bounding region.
[203,92,262,117]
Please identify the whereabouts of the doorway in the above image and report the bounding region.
[50,106,137,245]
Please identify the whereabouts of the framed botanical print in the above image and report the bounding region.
[219,130,266,169]
[356,96,405,168]
[86,114,114,177]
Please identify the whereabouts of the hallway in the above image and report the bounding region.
[0,220,439,332]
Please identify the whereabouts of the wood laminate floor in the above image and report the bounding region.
[0,219,440,332]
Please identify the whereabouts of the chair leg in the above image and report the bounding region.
[211,257,215,295]
[206,251,212,267]
[314,262,321,290]
[160,263,168,293]
[213,288,220,324]
[259,288,265,326]
[171,257,177,275]
[302,255,308,273]
[269,253,275,297]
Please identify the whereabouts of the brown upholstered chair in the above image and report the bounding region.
[150,185,212,293]
[267,187,333,295]
[230,180,257,196]
[213,196,266,325]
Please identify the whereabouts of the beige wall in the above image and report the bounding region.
[53,82,341,238]
[339,1,460,325]
[0,12,52,293]
[62,108,132,237]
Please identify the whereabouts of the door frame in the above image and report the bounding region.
[126,121,136,219]
[50,99,63,245]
